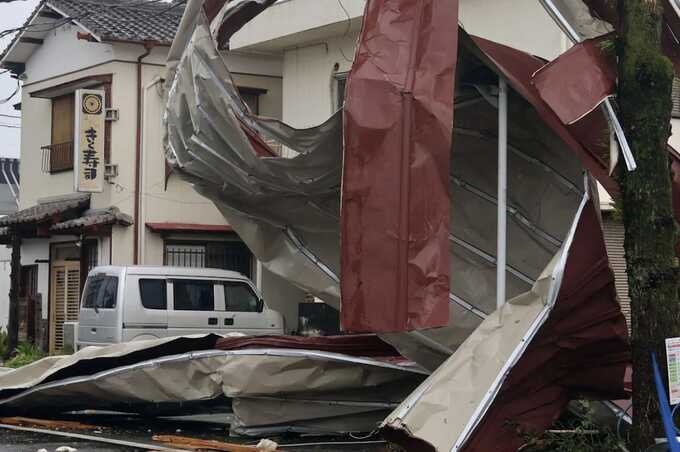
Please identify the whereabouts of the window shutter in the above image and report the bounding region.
[603,218,630,331]
[672,77,680,119]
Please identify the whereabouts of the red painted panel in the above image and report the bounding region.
[533,36,616,125]
[341,0,459,332]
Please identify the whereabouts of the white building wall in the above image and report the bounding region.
[670,119,680,151]
[23,23,114,84]
[0,245,10,329]
[282,35,354,129]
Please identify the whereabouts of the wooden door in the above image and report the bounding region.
[49,261,80,353]
[51,94,75,145]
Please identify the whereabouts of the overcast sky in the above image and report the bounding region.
[0,0,40,159]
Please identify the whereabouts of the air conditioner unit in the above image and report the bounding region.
[104,163,118,180]
[105,108,119,122]
[63,321,78,353]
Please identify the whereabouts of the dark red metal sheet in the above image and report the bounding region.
[467,34,619,197]
[215,334,401,358]
[533,36,616,125]
[462,195,630,452]
[340,0,458,332]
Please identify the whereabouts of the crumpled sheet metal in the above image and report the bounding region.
[164,1,345,307]
[539,0,680,74]
[341,0,458,332]
[382,181,629,452]
[0,334,220,400]
[164,2,631,448]
[461,194,630,452]
[532,36,616,125]
[0,348,426,437]
[381,177,589,451]
[164,0,590,372]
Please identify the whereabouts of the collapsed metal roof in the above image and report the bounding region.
[161,0,633,450]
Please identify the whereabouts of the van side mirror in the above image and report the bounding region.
[256,298,264,313]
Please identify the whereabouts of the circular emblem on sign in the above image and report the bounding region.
[82,94,103,115]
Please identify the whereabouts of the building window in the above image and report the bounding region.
[334,73,348,110]
[83,239,98,273]
[42,94,75,173]
[164,240,253,278]
[238,86,268,116]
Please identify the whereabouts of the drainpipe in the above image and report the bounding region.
[140,76,164,265]
[134,42,155,265]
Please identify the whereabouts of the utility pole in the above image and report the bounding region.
[617,0,679,448]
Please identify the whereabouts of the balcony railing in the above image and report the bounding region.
[41,142,74,173]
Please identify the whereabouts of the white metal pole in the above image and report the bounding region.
[497,78,508,310]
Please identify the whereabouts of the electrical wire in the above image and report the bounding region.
[335,0,354,63]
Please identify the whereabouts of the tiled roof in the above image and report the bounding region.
[49,0,185,45]
[50,207,133,232]
[0,193,90,226]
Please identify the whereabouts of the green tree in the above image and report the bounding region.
[617,0,679,449]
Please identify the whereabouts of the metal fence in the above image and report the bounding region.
[165,242,252,277]
[41,141,74,173]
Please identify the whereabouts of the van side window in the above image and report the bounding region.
[139,279,167,310]
[225,282,260,312]
[82,275,118,309]
[173,280,214,311]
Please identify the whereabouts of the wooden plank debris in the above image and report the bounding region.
[0,417,101,431]
[152,434,278,451]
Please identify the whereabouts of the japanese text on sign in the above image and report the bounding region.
[75,89,105,192]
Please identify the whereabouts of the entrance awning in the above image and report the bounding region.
[50,207,133,235]
[0,194,90,227]
[146,222,233,234]
[0,194,132,237]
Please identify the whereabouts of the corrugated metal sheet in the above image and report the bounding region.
[603,217,631,330]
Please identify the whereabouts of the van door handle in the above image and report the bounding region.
[90,328,97,333]
[208,317,218,326]
[224,318,234,326]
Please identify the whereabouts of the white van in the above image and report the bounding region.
[76,266,284,348]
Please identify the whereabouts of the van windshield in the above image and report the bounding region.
[82,275,118,309]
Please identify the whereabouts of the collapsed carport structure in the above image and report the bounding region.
[161,0,680,450]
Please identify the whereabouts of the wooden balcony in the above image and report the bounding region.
[41,142,74,173]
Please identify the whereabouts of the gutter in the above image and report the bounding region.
[134,42,156,265]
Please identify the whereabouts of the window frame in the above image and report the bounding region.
[333,72,349,111]
[163,239,254,278]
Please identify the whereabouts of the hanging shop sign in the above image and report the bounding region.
[74,89,105,193]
